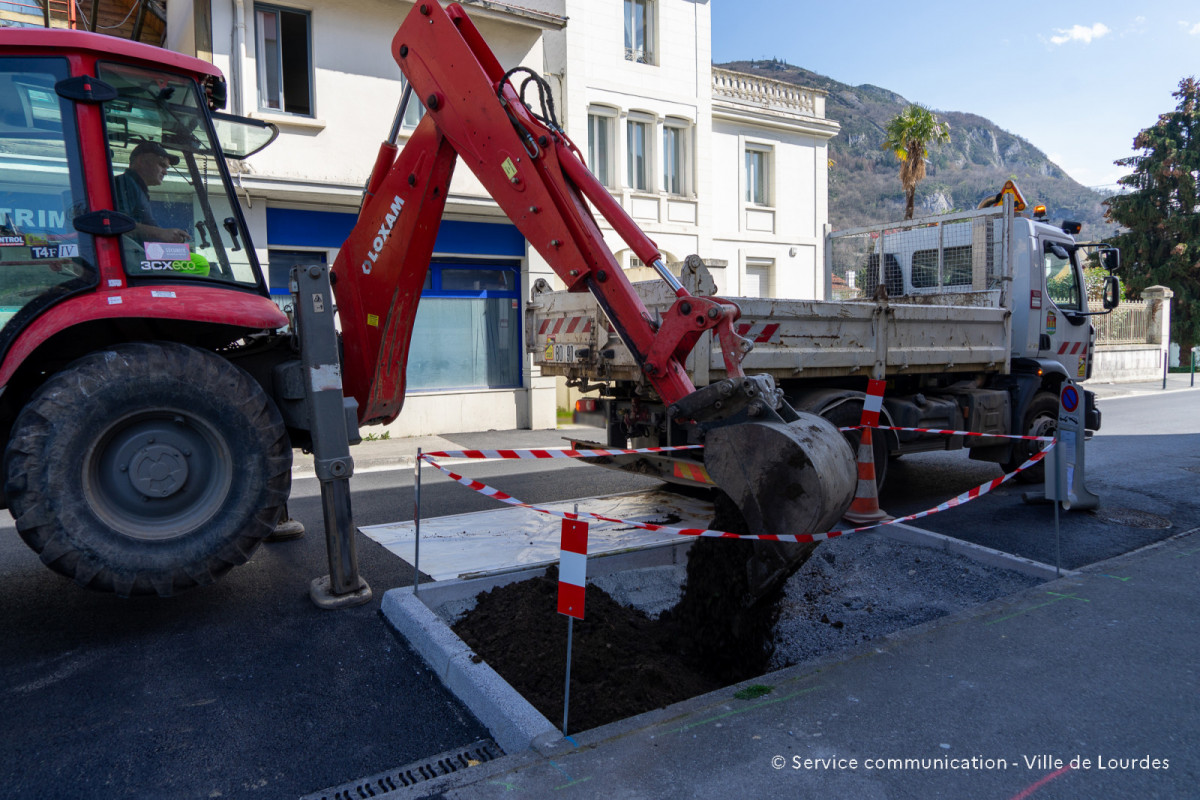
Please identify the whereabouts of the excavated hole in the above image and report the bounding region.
[451,490,1045,734]
[451,495,788,733]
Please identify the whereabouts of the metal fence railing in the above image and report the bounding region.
[1090,299,1150,345]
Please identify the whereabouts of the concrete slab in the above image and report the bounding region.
[362,491,710,581]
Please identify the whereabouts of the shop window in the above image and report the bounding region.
[408,259,521,391]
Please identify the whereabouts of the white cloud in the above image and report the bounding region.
[1190,22,1200,35]
[1049,23,1111,45]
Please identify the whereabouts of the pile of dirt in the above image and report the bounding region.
[453,567,723,732]
[452,495,813,732]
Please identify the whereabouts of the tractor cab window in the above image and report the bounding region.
[98,62,262,289]
[1043,240,1081,311]
[0,57,97,353]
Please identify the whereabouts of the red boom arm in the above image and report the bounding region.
[332,1,750,424]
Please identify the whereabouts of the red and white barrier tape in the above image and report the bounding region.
[428,427,1052,461]
[423,444,704,461]
[837,425,1055,443]
[417,439,1056,543]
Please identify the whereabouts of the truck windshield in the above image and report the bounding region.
[1043,241,1081,311]
[98,62,261,288]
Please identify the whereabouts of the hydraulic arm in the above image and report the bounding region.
[330,2,856,589]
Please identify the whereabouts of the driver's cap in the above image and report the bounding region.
[131,141,179,165]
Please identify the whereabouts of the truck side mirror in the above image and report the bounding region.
[1103,275,1120,310]
[1099,247,1119,273]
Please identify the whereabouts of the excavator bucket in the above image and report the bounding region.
[702,411,857,604]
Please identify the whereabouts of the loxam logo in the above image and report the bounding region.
[361,195,405,275]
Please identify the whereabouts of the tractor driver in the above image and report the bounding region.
[113,141,192,244]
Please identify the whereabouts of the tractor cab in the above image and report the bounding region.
[0,28,280,368]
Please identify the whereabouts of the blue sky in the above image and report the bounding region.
[710,1,1199,191]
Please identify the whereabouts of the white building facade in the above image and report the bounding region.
[166,0,837,436]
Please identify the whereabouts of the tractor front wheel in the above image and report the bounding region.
[5,342,291,596]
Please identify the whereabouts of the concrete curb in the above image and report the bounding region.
[380,588,565,757]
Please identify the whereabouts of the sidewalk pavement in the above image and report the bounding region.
[413,529,1200,799]
[1084,372,1199,399]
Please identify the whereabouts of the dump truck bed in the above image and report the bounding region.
[529,280,1012,385]
[531,206,1015,386]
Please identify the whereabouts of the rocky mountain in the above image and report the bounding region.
[719,59,1118,238]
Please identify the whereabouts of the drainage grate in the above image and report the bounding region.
[301,739,505,800]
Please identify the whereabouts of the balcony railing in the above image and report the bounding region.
[712,67,825,117]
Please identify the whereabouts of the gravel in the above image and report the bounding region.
[770,532,1043,669]
[596,531,1045,671]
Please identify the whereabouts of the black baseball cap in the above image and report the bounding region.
[131,141,180,165]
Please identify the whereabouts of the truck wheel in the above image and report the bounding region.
[819,400,889,491]
[4,342,291,596]
[1004,391,1057,484]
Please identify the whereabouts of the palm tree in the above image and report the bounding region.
[882,104,951,220]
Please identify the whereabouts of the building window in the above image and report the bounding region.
[745,145,772,206]
[400,76,425,130]
[255,4,312,116]
[587,109,615,187]
[624,0,655,64]
[744,258,774,298]
[408,259,522,390]
[662,119,691,196]
[627,117,651,191]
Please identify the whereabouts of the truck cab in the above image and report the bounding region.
[1009,215,1094,381]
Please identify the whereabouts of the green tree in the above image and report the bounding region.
[1105,77,1200,354]
[881,104,951,220]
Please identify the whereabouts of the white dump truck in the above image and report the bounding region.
[529,188,1121,489]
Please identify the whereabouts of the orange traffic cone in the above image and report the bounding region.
[842,426,893,525]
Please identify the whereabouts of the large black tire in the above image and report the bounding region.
[818,398,889,491]
[5,342,291,596]
[1004,391,1058,484]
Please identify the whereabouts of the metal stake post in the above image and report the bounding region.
[1054,441,1062,578]
[563,617,574,736]
[414,448,423,594]
[563,503,578,737]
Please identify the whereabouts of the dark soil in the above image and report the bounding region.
[451,494,815,733]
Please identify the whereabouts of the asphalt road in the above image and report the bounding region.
[0,442,661,800]
[878,389,1200,568]
[0,390,1194,798]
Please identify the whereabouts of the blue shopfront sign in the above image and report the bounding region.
[265,208,525,391]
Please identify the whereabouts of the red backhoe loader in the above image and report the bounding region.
[0,2,854,606]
